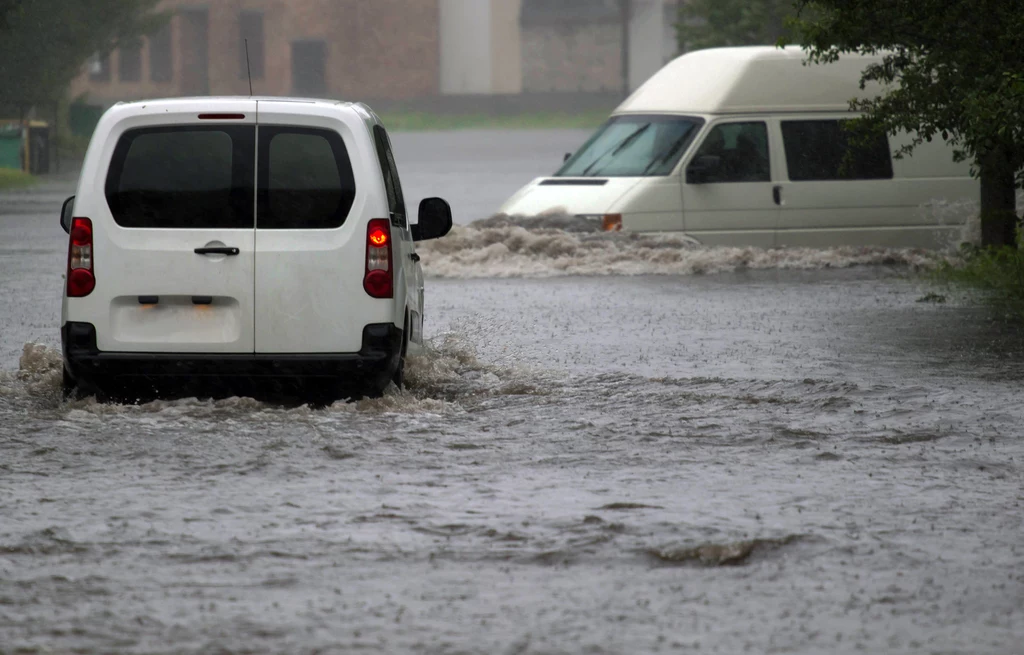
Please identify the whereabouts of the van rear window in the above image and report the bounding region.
[105,126,255,229]
[257,127,356,230]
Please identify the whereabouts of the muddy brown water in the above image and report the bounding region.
[1,130,1023,654]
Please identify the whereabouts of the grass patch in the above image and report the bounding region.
[0,167,36,190]
[377,110,608,132]
[933,237,1024,314]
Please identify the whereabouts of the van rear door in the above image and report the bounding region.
[91,105,257,353]
[253,102,373,354]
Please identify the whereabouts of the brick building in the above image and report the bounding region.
[71,0,441,104]
[520,0,679,93]
[70,0,678,107]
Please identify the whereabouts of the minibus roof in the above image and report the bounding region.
[615,46,885,116]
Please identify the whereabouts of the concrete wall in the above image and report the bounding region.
[628,0,666,91]
[489,0,523,94]
[440,0,522,95]
[439,0,492,94]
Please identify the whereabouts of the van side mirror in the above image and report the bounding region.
[60,196,75,233]
[564,152,572,162]
[686,155,721,184]
[412,197,453,242]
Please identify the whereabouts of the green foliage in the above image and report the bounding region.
[677,0,798,51]
[935,239,1024,312]
[0,0,166,113]
[0,1,21,30]
[793,0,1024,246]
[0,167,36,190]
[378,110,609,133]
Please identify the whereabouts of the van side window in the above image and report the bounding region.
[105,126,255,229]
[781,120,893,181]
[373,125,407,229]
[688,122,770,183]
[257,127,356,230]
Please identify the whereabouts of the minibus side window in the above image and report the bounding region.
[257,127,356,230]
[781,120,893,181]
[688,122,770,183]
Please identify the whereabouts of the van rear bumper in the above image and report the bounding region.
[61,322,402,394]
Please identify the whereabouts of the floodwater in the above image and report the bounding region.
[1,130,1022,654]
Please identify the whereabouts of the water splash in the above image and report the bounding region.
[1,333,538,415]
[0,342,63,400]
[418,217,949,279]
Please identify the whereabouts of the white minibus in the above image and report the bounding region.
[499,47,978,248]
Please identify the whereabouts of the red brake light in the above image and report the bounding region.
[70,220,91,246]
[364,219,393,299]
[369,228,388,247]
[67,269,95,297]
[66,217,95,297]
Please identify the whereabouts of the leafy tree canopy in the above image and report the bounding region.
[0,0,165,113]
[794,0,1024,245]
[677,0,796,52]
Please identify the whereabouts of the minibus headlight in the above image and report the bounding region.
[575,214,623,232]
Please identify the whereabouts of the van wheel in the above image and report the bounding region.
[392,312,409,390]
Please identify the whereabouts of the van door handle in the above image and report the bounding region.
[772,185,782,206]
[194,247,240,256]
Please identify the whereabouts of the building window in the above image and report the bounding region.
[119,39,142,82]
[239,11,265,80]
[150,23,172,83]
[88,53,111,82]
[292,41,326,97]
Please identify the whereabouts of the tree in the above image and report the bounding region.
[0,1,21,30]
[677,0,796,52]
[794,0,1024,247]
[0,0,165,115]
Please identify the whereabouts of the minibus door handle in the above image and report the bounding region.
[772,185,782,206]
[194,247,240,256]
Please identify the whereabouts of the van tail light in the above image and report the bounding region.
[363,218,393,298]
[66,217,95,297]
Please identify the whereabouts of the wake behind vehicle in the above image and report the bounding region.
[59,97,452,402]
[499,46,979,249]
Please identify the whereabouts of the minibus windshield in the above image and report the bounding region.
[556,115,703,178]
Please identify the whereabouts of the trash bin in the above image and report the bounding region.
[0,122,21,171]
[28,122,49,174]
[0,120,50,174]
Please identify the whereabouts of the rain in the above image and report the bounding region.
[1,1,1022,653]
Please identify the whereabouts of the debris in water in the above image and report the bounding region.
[647,535,802,566]
[597,502,665,511]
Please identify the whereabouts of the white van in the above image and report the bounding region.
[59,97,452,402]
[499,47,978,248]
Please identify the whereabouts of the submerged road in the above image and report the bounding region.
[0,130,1022,654]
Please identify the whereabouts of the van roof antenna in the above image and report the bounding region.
[244,38,253,96]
